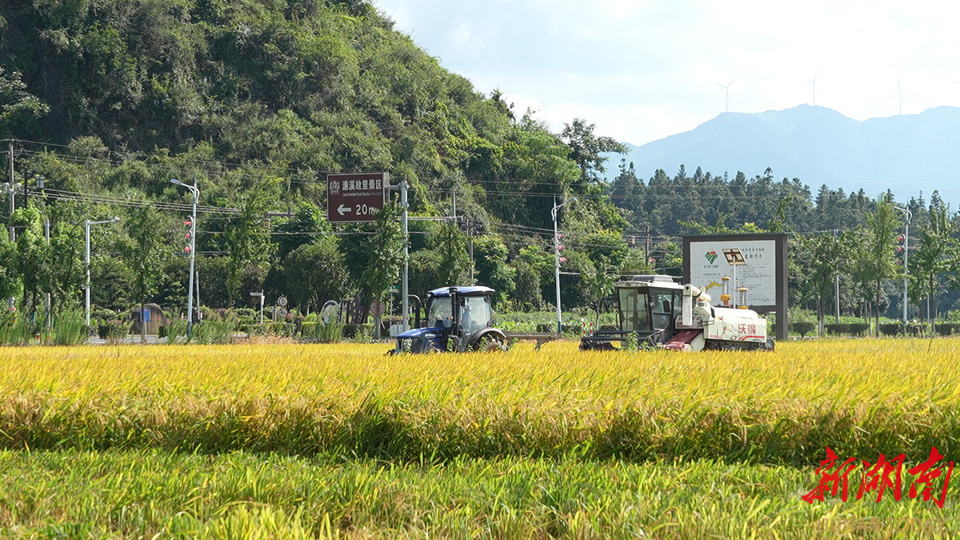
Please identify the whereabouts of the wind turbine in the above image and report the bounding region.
[893,77,904,115]
[716,76,737,113]
[806,70,818,106]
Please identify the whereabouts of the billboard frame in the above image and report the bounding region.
[683,233,788,340]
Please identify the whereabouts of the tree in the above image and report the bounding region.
[908,196,958,330]
[559,118,627,184]
[11,206,48,312]
[120,204,169,343]
[792,230,851,336]
[857,198,901,335]
[359,202,403,304]
[284,236,352,313]
[0,67,49,138]
[0,230,20,307]
[472,234,515,306]
[222,177,281,306]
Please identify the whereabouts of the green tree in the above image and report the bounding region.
[857,198,901,335]
[559,118,627,184]
[11,206,48,312]
[284,235,352,313]
[0,67,49,138]
[120,204,168,343]
[359,202,403,304]
[222,177,281,306]
[472,234,515,306]
[0,230,20,305]
[908,196,958,330]
[792,230,851,336]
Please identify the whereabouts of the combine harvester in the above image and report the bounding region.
[580,275,774,352]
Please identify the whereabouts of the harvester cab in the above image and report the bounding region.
[579,275,774,352]
[392,286,507,353]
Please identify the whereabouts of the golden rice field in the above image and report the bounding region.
[1,339,959,538]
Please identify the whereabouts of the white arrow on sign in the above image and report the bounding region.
[337,203,352,216]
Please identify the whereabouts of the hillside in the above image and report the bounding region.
[615,105,960,209]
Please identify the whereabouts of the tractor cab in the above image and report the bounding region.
[393,286,507,353]
[581,275,683,349]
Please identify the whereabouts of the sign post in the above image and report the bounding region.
[326,173,388,223]
[250,291,264,325]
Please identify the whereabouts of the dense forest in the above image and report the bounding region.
[1,0,958,333]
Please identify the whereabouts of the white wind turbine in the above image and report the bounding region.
[807,70,818,106]
[716,76,737,113]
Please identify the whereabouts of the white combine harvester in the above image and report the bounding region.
[580,275,774,352]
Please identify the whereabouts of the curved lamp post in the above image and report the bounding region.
[551,196,576,334]
[171,179,199,338]
[85,217,121,326]
[893,205,912,322]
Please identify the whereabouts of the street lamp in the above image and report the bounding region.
[551,195,576,334]
[85,217,121,326]
[171,178,199,338]
[893,205,912,323]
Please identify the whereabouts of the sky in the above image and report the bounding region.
[371,0,960,147]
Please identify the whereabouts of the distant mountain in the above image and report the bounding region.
[609,105,960,208]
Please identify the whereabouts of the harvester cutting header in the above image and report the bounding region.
[580,275,774,352]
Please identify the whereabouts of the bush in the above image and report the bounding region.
[878,323,902,336]
[790,321,815,337]
[847,323,869,336]
[192,318,236,344]
[52,311,88,346]
[935,323,959,336]
[163,320,188,344]
[97,320,128,343]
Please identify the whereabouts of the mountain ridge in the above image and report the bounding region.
[612,105,960,207]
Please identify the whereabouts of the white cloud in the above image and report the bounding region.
[373,0,960,143]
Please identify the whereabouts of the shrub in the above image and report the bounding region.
[790,321,815,337]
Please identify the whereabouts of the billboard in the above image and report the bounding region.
[683,233,788,340]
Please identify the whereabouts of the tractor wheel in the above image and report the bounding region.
[473,334,507,352]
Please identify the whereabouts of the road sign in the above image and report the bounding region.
[326,172,389,223]
[277,295,288,307]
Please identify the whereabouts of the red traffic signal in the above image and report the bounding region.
[559,256,567,264]
[184,246,191,254]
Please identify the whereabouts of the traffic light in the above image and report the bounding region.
[895,234,905,265]
[556,232,566,265]
[183,216,195,255]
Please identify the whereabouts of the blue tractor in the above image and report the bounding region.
[392,286,508,353]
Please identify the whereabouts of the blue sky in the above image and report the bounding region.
[372,0,960,146]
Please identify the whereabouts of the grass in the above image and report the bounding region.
[0,339,958,537]
[1,450,957,539]
[0,340,958,464]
